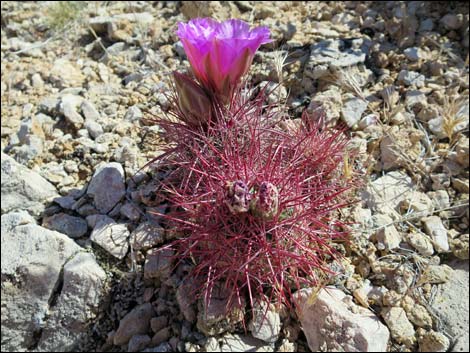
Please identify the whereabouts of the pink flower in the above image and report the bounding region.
[177,18,271,100]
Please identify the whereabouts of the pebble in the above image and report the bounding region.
[42,213,88,238]
[405,231,434,256]
[376,224,402,250]
[128,334,151,352]
[398,70,425,87]
[125,105,143,122]
[90,216,129,259]
[114,303,155,346]
[404,47,425,61]
[381,307,416,347]
[1,153,58,217]
[248,302,281,343]
[341,97,368,128]
[130,222,165,250]
[294,287,390,351]
[85,120,104,139]
[144,248,174,280]
[151,327,171,346]
[87,162,126,214]
[418,330,450,352]
[422,216,450,253]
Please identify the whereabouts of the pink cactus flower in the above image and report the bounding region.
[177,18,271,101]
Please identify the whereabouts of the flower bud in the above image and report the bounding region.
[173,71,212,126]
[251,182,279,219]
[225,180,251,214]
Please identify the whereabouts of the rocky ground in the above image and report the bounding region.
[1,1,469,352]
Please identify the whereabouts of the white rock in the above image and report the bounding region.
[398,70,425,87]
[1,153,58,217]
[90,217,129,259]
[85,120,103,139]
[248,302,281,343]
[376,224,402,250]
[131,222,165,250]
[81,100,101,121]
[422,216,450,252]
[36,252,106,351]
[381,307,416,347]
[431,260,469,351]
[49,58,85,88]
[1,212,104,352]
[204,334,273,352]
[418,331,450,352]
[308,87,342,122]
[305,39,367,79]
[405,90,427,109]
[341,98,368,127]
[405,231,434,256]
[294,287,390,352]
[361,171,413,217]
[87,162,125,214]
[404,47,425,61]
[125,105,143,122]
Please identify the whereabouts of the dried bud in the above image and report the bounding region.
[173,71,212,126]
[251,181,279,219]
[225,180,251,214]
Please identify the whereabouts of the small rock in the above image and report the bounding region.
[419,18,434,32]
[361,171,413,216]
[418,330,450,352]
[404,47,425,61]
[440,14,464,30]
[381,307,416,347]
[176,279,198,323]
[376,224,402,250]
[248,301,281,343]
[90,217,129,259]
[151,317,168,333]
[125,105,143,122]
[405,90,427,109]
[420,264,453,284]
[422,216,450,253]
[305,39,367,79]
[151,327,171,346]
[87,162,126,214]
[398,70,425,87]
[131,222,165,250]
[207,333,273,353]
[1,153,58,217]
[294,287,390,351]
[128,334,151,352]
[401,296,432,328]
[85,120,104,139]
[450,233,469,260]
[53,196,76,209]
[341,97,368,128]
[114,303,155,346]
[144,248,174,280]
[49,58,85,88]
[120,202,142,221]
[431,260,469,352]
[405,231,434,256]
[81,100,101,121]
[454,137,469,167]
[43,213,88,238]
